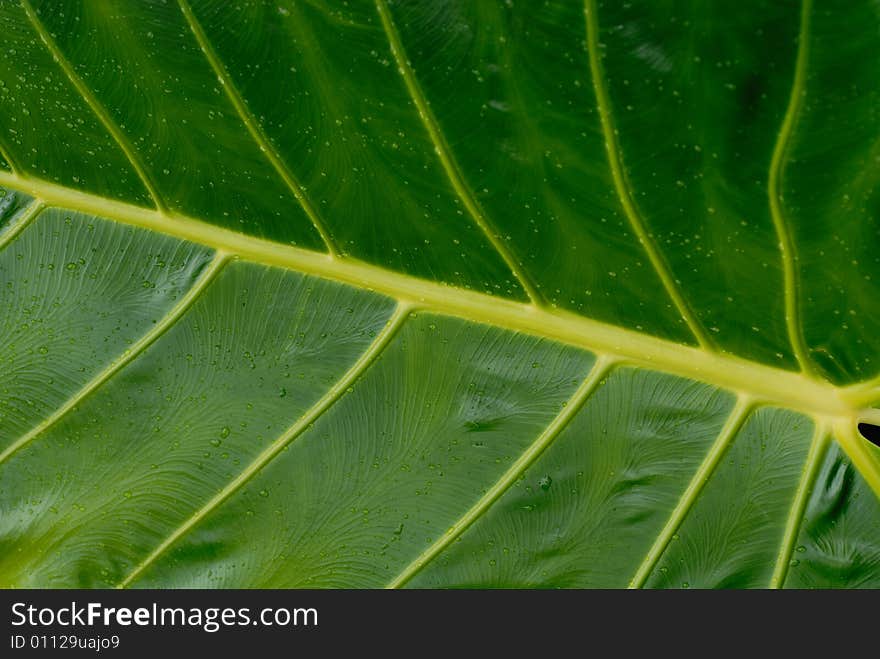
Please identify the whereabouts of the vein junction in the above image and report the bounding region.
[373,0,544,306]
[583,0,711,350]
[19,0,166,212]
[388,356,616,588]
[176,0,339,257]
[0,250,230,467]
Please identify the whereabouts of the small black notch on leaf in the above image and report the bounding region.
[857,423,880,447]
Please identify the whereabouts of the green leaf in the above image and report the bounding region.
[0,0,878,589]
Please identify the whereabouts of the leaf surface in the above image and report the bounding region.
[0,0,878,588]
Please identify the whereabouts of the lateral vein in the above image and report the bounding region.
[20,0,167,212]
[176,0,339,257]
[117,302,411,588]
[0,136,20,175]
[770,424,828,588]
[0,252,229,467]
[0,198,44,250]
[388,356,615,588]
[768,0,814,375]
[373,0,543,306]
[831,418,880,499]
[583,0,711,349]
[841,378,880,408]
[628,397,753,588]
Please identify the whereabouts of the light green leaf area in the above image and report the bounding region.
[0,0,878,589]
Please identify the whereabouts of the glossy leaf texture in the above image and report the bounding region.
[0,0,878,589]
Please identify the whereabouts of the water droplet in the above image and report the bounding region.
[219,426,230,439]
[259,489,269,497]
[539,475,552,491]
[210,439,222,448]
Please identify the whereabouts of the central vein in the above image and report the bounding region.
[0,169,860,421]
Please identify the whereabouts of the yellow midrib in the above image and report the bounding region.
[0,169,872,423]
